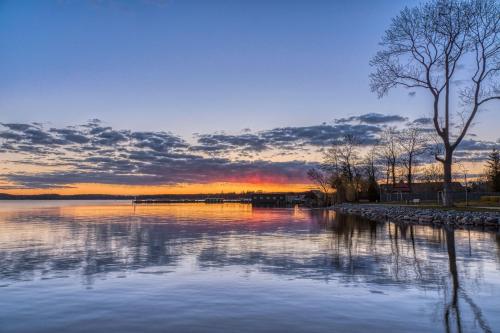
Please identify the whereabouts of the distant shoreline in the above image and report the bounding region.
[0,192,305,201]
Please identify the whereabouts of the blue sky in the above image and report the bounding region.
[0,0,441,136]
[0,0,498,194]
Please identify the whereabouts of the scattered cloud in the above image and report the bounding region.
[335,112,408,124]
[191,133,268,154]
[456,139,497,152]
[6,159,314,189]
[0,120,316,189]
[192,123,382,155]
[0,115,495,189]
[261,124,381,147]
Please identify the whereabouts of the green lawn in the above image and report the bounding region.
[368,201,500,212]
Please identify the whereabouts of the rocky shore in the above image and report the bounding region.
[334,204,500,228]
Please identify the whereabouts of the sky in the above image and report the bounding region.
[0,0,499,195]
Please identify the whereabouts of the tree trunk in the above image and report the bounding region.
[407,164,412,192]
[386,162,390,186]
[442,151,453,207]
[391,163,396,187]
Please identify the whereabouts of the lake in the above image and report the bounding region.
[0,201,499,333]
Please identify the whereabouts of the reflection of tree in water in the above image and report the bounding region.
[318,211,493,333]
[0,206,497,331]
[314,212,450,285]
[443,227,492,333]
[496,231,500,265]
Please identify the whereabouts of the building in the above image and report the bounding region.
[251,193,288,206]
[205,198,224,203]
[251,192,305,207]
[303,190,326,207]
[380,181,464,202]
[380,181,464,194]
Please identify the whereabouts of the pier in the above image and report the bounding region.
[133,198,252,204]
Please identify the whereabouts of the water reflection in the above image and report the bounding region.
[0,202,498,332]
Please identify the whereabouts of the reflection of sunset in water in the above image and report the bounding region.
[0,202,314,229]
[0,201,499,333]
[0,202,497,267]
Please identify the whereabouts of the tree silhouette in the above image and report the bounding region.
[371,0,500,206]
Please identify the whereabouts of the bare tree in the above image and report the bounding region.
[323,135,362,202]
[363,146,382,202]
[420,163,444,183]
[378,128,401,187]
[307,168,331,205]
[397,127,429,191]
[324,134,360,183]
[370,0,500,206]
[362,146,380,181]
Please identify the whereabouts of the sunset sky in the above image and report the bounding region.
[1,0,499,195]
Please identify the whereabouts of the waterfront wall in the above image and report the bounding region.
[380,191,500,203]
[335,204,500,228]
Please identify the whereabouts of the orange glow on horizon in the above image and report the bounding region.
[1,182,315,196]
[0,160,488,196]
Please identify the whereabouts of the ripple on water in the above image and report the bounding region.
[0,201,498,333]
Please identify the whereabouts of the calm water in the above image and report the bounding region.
[0,201,499,333]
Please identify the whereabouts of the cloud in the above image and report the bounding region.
[49,128,91,144]
[452,151,490,162]
[261,124,381,146]
[191,133,268,154]
[0,120,187,155]
[1,123,34,132]
[456,139,497,152]
[0,120,317,189]
[192,123,383,155]
[131,131,188,151]
[0,123,67,146]
[430,139,498,163]
[6,159,315,189]
[335,113,408,124]
[1,116,496,189]
[411,117,432,125]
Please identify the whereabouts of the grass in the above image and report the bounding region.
[364,201,500,213]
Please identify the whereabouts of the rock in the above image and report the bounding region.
[485,217,499,225]
[472,217,482,225]
[332,203,500,229]
[419,215,433,223]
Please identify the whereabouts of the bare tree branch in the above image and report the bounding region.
[370,0,500,206]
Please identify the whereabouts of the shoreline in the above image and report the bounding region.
[333,203,500,229]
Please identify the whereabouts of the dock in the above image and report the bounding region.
[132,198,252,204]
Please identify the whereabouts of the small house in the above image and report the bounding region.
[251,193,288,206]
